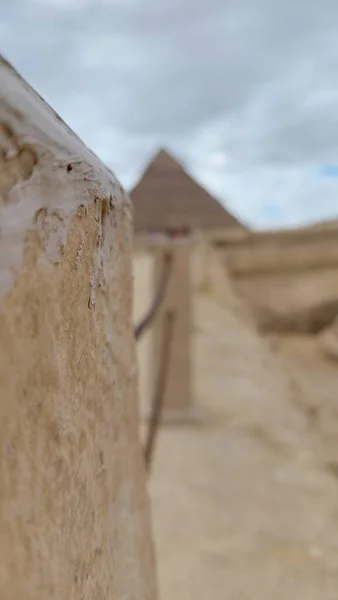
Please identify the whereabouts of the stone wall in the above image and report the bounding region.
[215,224,338,333]
[152,241,192,414]
[0,56,157,599]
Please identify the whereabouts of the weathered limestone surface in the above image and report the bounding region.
[318,316,338,363]
[193,241,252,326]
[0,57,157,599]
[152,241,192,415]
[217,224,338,333]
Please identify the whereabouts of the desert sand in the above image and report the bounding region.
[133,250,338,600]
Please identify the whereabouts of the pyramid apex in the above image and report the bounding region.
[131,148,245,232]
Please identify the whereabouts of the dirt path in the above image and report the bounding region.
[133,253,338,600]
[270,334,338,469]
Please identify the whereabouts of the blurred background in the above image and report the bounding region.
[2,0,338,229]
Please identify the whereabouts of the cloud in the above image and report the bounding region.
[1,0,338,227]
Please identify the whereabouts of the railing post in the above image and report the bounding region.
[151,239,194,423]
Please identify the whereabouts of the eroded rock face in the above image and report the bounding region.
[219,224,338,335]
[0,56,157,600]
[254,299,338,335]
[318,316,338,363]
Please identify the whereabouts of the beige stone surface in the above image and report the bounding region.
[194,241,252,325]
[233,268,338,333]
[0,56,157,600]
[134,249,338,600]
[152,242,192,413]
[317,316,338,363]
[213,223,338,333]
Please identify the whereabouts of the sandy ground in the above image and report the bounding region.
[133,252,338,600]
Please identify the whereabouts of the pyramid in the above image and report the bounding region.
[130,149,244,233]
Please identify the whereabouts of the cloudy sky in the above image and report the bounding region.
[2,0,338,228]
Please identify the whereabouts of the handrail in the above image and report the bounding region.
[144,309,176,472]
[134,251,173,341]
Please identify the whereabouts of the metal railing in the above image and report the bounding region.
[134,251,173,340]
[133,250,176,473]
